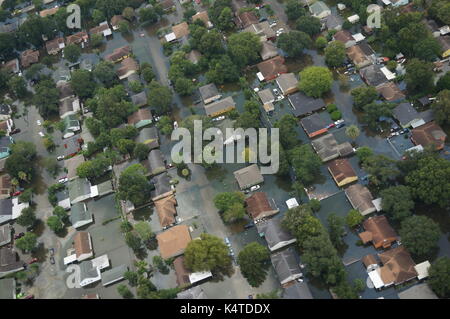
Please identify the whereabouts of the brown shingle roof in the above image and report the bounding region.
[359,215,398,249]
[156,225,191,259]
[45,37,65,54]
[362,254,378,268]
[333,30,354,44]
[66,32,88,45]
[411,121,447,150]
[245,192,278,220]
[172,22,190,39]
[257,56,288,81]
[192,11,211,26]
[110,15,125,27]
[0,174,12,198]
[117,57,139,79]
[236,11,259,29]
[173,256,190,287]
[327,159,357,184]
[73,231,92,258]
[378,246,417,285]
[20,50,40,68]
[345,184,376,216]
[105,45,132,62]
[39,7,59,17]
[127,108,153,126]
[346,45,370,67]
[376,82,405,102]
[154,195,177,228]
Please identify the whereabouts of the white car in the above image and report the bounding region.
[36,120,42,126]
[38,132,45,137]
[270,23,277,28]
[250,185,261,192]
[58,177,68,184]
[154,116,161,122]
[212,116,225,122]
[56,155,65,161]
[173,121,179,129]
[273,88,280,96]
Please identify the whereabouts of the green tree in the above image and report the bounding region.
[222,201,246,224]
[92,9,106,24]
[184,233,232,275]
[405,156,450,208]
[288,145,322,186]
[380,186,414,221]
[53,206,69,223]
[215,7,234,31]
[47,215,64,233]
[133,143,150,161]
[405,58,434,94]
[400,215,441,257]
[282,205,324,249]
[118,164,151,206]
[156,116,173,135]
[345,125,360,140]
[214,192,245,211]
[362,154,399,187]
[299,66,333,98]
[346,209,364,228]
[70,69,96,99]
[148,81,173,114]
[356,146,373,164]
[117,284,134,299]
[174,77,195,96]
[351,86,378,110]
[295,16,321,36]
[277,31,311,57]
[432,89,450,125]
[315,36,328,50]
[8,76,28,98]
[285,0,306,21]
[16,207,37,228]
[33,78,60,117]
[238,243,270,287]
[274,114,298,150]
[325,41,346,67]
[15,232,37,252]
[327,213,346,248]
[309,199,321,212]
[64,44,81,63]
[334,281,359,299]
[93,61,117,88]
[129,81,143,94]
[228,32,262,68]
[118,21,130,34]
[124,271,139,286]
[90,34,103,48]
[436,72,450,92]
[5,141,37,181]
[76,156,111,180]
[428,257,450,298]
[153,255,170,274]
[134,221,153,242]
[125,231,143,252]
[139,7,158,24]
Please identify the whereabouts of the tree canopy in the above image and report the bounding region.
[298,66,333,98]
[238,242,270,287]
[399,215,441,257]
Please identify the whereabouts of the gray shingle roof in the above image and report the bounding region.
[283,281,313,299]
[101,264,128,286]
[392,102,420,127]
[199,83,219,101]
[289,92,325,117]
[270,248,302,284]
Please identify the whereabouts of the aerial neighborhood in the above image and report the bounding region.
[0,0,449,302]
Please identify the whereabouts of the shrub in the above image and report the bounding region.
[331,110,342,121]
[327,104,337,113]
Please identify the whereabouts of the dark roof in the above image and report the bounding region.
[257,56,287,80]
[173,256,190,287]
[148,149,166,175]
[283,282,313,299]
[270,248,302,284]
[360,64,388,87]
[300,113,328,135]
[135,126,159,150]
[151,172,172,200]
[0,199,12,224]
[177,286,207,299]
[0,247,23,275]
[289,92,325,117]
[199,83,220,101]
[392,103,420,126]
[257,216,295,250]
[0,136,12,149]
[131,91,148,107]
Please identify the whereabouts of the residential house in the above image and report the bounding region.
[345,184,377,216]
[135,126,159,150]
[245,192,279,221]
[346,45,372,68]
[244,21,276,42]
[68,178,95,204]
[388,0,410,7]
[367,246,418,289]
[347,14,360,24]
[326,14,343,31]
[0,224,11,247]
[204,96,236,117]
[57,81,75,102]
[235,11,259,29]
[438,36,450,58]
[300,113,328,138]
[309,1,331,19]
[110,15,126,31]
[257,216,296,252]
[78,260,102,287]
[271,248,304,285]
[66,31,89,46]
[0,136,13,159]
[328,159,358,187]
[155,195,177,228]
[0,248,24,278]
[70,202,93,229]
[311,133,354,162]
[177,286,208,299]
[62,115,81,139]
[148,149,166,176]
[360,64,389,87]
[101,264,128,287]
[333,30,356,48]
[392,102,423,128]
[288,92,325,118]
[257,89,275,113]
[151,172,174,201]
[127,108,153,129]
[64,231,94,265]
[61,134,82,157]
[131,91,148,107]
[376,82,405,103]
[45,37,65,55]
[260,41,278,61]
[398,283,438,299]
[411,121,447,151]
[256,56,288,81]
[173,256,212,288]
[0,119,13,136]
[90,21,112,37]
[283,281,313,299]
[192,11,213,28]
[20,49,40,69]
[172,22,190,40]
[160,0,175,12]
[117,57,139,80]
[199,83,222,105]
[39,6,59,18]
[359,215,398,249]
[64,154,85,181]
[60,97,81,119]
[0,174,12,200]
[0,104,12,121]
[156,225,192,259]
[105,46,132,63]
[186,50,202,64]
[276,73,299,96]
[0,278,15,299]
[233,164,264,190]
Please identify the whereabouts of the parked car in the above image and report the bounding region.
[28,258,38,264]
[244,221,255,229]
[273,88,280,96]
[14,232,25,240]
[250,185,260,192]
[11,190,22,197]
[326,123,336,129]
[49,248,55,256]
[50,256,55,265]
[10,128,21,135]
[224,237,231,247]
[38,132,45,137]
[173,121,179,129]
[212,115,225,122]
[58,177,68,184]
[36,120,42,126]
[56,155,65,161]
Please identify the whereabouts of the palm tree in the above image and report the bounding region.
[346,125,360,140]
